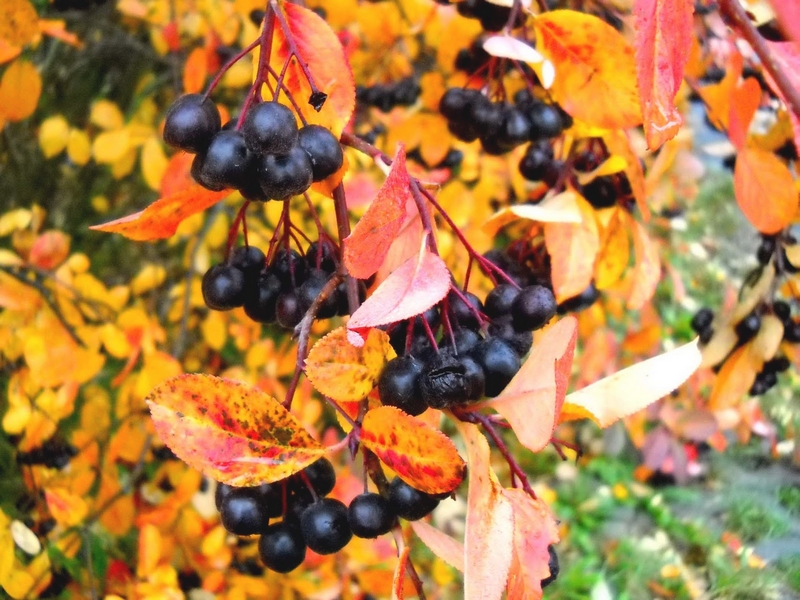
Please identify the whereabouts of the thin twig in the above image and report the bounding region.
[332,182,360,315]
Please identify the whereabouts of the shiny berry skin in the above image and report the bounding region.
[519,142,554,181]
[452,327,482,354]
[439,88,476,121]
[215,482,234,510]
[448,290,484,329]
[298,125,343,182]
[300,498,353,554]
[192,130,254,190]
[785,320,800,343]
[484,283,520,319]
[163,94,221,153]
[306,240,337,272]
[302,458,337,497]
[219,488,269,535]
[202,264,247,310]
[272,248,307,286]
[511,285,557,332]
[541,545,560,588]
[276,291,305,329]
[582,176,617,209]
[348,493,397,538]
[244,272,282,323]
[258,522,306,573]
[298,269,339,318]
[242,101,298,155]
[470,97,504,137]
[258,146,314,200]
[557,283,599,314]
[470,338,520,397]
[735,313,761,343]
[499,107,532,148]
[528,102,564,139]
[690,307,714,334]
[378,356,426,416]
[488,317,533,357]
[386,477,439,521]
[231,245,266,276]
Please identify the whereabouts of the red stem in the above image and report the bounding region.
[332,182,361,315]
[270,0,324,100]
[204,38,260,99]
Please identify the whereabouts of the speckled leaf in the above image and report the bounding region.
[361,406,466,495]
[147,374,324,487]
[305,327,396,402]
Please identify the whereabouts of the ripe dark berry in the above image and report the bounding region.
[448,290,484,329]
[690,307,714,334]
[452,327,482,354]
[470,97,504,138]
[276,291,305,329]
[387,477,439,521]
[785,320,800,343]
[582,176,618,209]
[519,144,553,180]
[300,498,353,554]
[735,313,761,343]
[764,356,791,373]
[163,94,221,153]
[511,285,557,332]
[470,338,520,397]
[272,248,307,286]
[541,545,560,588]
[306,240,337,273]
[231,245,266,276]
[202,264,247,311]
[484,283,520,318]
[242,101,298,155]
[298,125,344,182]
[499,107,532,148]
[773,300,791,324]
[420,353,482,408]
[557,283,599,314]
[192,130,254,190]
[302,458,337,497]
[528,102,565,139]
[756,236,776,265]
[258,146,314,200]
[258,522,306,573]
[219,488,269,535]
[448,119,481,142]
[378,355,426,416]
[488,316,533,357]
[439,88,476,121]
[244,271,282,323]
[215,482,234,510]
[298,269,339,318]
[348,493,397,538]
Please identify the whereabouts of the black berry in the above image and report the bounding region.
[511,285,557,332]
[192,130,254,190]
[258,145,314,200]
[348,493,397,538]
[231,245,266,276]
[242,101,298,155]
[219,488,269,535]
[163,94,221,153]
[202,264,247,311]
[386,477,439,521]
[690,307,714,334]
[298,125,344,182]
[470,338,520,397]
[378,355,427,416]
[302,458,337,497]
[258,522,306,573]
[300,498,353,554]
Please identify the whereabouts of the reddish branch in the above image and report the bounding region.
[718,0,800,119]
[332,182,361,315]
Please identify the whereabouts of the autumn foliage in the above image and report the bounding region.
[1,0,800,598]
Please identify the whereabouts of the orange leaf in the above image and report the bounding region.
[472,317,577,453]
[410,520,465,572]
[347,243,451,342]
[183,47,208,94]
[44,488,88,527]
[0,0,38,47]
[0,59,41,121]
[627,215,661,310]
[90,185,229,241]
[269,3,356,138]
[28,230,70,269]
[634,0,693,150]
[594,208,630,290]
[360,406,466,494]
[733,147,797,235]
[305,327,395,402]
[697,52,742,132]
[605,130,650,221]
[392,545,411,600]
[344,146,410,279]
[503,489,560,600]
[543,193,600,302]
[534,10,641,129]
[562,338,701,426]
[0,38,21,65]
[728,77,761,150]
[146,374,325,486]
[458,422,515,600]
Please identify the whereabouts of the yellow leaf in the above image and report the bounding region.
[0,59,41,121]
[627,215,661,309]
[93,129,131,164]
[0,509,15,585]
[45,488,88,527]
[1,570,34,600]
[66,128,91,165]
[141,136,168,191]
[89,99,124,130]
[305,327,396,402]
[130,263,166,295]
[137,524,161,578]
[0,0,38,48]
[0,208,32,237]
[594,208,630,290]
[38,114,70,158]
[201,310,227,351]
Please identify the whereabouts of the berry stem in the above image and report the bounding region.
[332,182,361,315]
[408,179,439,254]
[203,37,259,99]
[264,64,310,125]
[340,131,392,165]
[236,5,276,129]
[362,448,390,495]
[391,527,428,600]
[225,201,250,260]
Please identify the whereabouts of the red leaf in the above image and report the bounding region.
[772,4,800,45]
[28,230,70,269]
[392,546,411,600]
[360,406,466,495]
[728,77,761,150]
[347,243,450,340]
[634,0,693,150]
[472,317,577,453]
[344,147,410,279]
[764,42,800,156]
[503,489,560,600]
[90,185,229,241]
[270,3,356,138]
[183,47,208,94]
[458,422,515,600]
[733,147,797,235]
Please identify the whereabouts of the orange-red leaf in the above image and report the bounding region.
[344,147,410,279]
[473,317,577,453]
[458,422,515,600]
[562,339,701,426]
[627,215,661,310]
[733,147,797,235]
[147,374,325,487]
[90,185,229,241]
[634,0,693,150]
[534,10,641,129]
[347,244,450,341]
[503,489,560,600]
[543,194,600,302]
[0,59,41,121]
[728,77,761,150]
[305,327,395,402]
[0,0,38,48]
[773,4,800,45]
[183,47,208,94]
[269,3,355,138]
[410,520,465,572]
[28,230,70,270]
[360,406,466,495]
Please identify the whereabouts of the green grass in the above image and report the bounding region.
[777,485,800,516]
[724,496,789,542]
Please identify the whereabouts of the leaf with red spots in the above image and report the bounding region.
[360,406,466,495]
[344,146,411,280]
[91,186,229,241]
[146,374,325,487]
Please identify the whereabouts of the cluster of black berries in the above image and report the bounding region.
[750,356,790,396]
[162,95,343,201]
[570,142,635,209]
[216,458,445,573]
[454,0,524,31]
[378,279,559,415]
[440,88,570,156]
[356,77,421,113]
[202,241,361,328]
[17,438,78,469]
[406,147,464,171]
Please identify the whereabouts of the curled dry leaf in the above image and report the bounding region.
[147,374,325,487]
[90,186,229,241]
[457,422,515,600]
[482,35,543,63]
[344,146,410,279]
[360,406,466,495]
[472,317,577,453]
[305,327,396,402]
[562,338,702,427]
